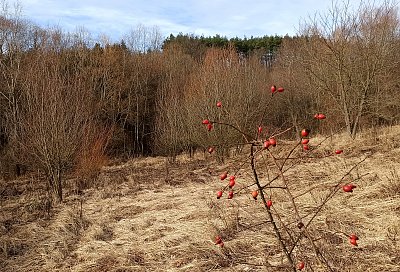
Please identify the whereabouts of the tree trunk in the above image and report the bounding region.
[351,87,369,139]
[49,167,63,202]
[338,80,352,137]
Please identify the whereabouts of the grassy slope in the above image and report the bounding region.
[1,126,400,272]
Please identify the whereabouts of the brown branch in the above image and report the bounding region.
[289,155,369,254]
[250,143,296,271]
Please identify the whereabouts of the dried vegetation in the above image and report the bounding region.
[1,126,399,271]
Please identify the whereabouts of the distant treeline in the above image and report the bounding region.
[163,33,283,54]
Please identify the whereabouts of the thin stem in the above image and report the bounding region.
[210,120,254,142]
[267,148,301,222]
[250,144,296,271]
[289,156,369,254]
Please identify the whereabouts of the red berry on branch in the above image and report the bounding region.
[342,184,354,192]
[349,234,359,240]
[349,238,358,246]
[301,129,310,137]
[215,236,222,244]
[297,261,305,270]
[220,172,228,180]
[301,139,309,145]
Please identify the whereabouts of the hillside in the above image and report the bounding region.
[1,126,400,272]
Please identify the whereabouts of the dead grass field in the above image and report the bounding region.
[1,126,400,271]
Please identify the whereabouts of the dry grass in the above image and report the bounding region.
[1,126,400,271]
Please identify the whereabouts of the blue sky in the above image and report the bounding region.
[10,0,393,41]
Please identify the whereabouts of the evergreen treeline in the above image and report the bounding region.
[163,33,283,53]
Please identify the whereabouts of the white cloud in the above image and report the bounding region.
[6,0,396,41]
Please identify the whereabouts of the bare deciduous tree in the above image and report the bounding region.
[124,24,163,53]
[18,35,96,202]
[297,0,400,138]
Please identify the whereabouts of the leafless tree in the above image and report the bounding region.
[297,0,400,138]
[18,33,96,202]
[124,24,163,53]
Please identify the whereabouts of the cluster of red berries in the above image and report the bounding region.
[301,129,310,151]
[202,119,213,131]
[216,173,236,199]
[263,137,277,149]
[271,85,284,94]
